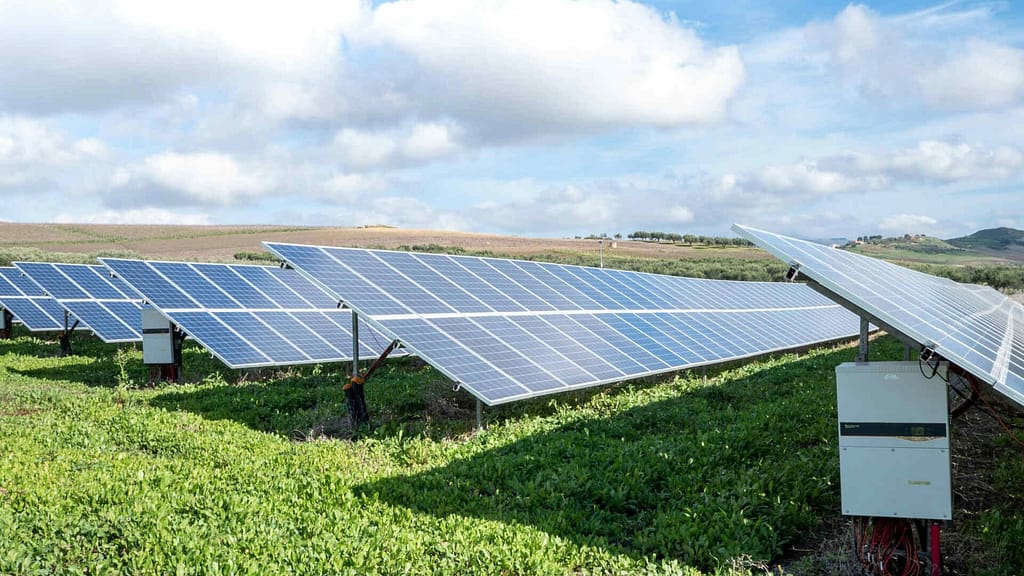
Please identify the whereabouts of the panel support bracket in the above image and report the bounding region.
[345,314,400,429]
[857,317,870,362]
[59,310,79,357]
[154,327,185,384]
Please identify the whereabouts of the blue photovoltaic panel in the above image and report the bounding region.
[733,224,1024,408]
[14,262,142,343]
[263,242,863,405]
[0,267,66,331]
[100,258,395,368]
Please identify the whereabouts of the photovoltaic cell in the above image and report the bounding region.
[0,267,66,331]
[13,263,140,342]
[733,224,1024,408]
[100,258,396,368]
[263,242,864,405]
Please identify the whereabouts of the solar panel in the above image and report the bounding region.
[0,267,66,332]
[99,258,395,368]
[13,262,142,343]
[732,224,1024,408]
[263,242,863,405]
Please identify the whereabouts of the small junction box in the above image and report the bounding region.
[142,306,175,364]
[836,361,952,520]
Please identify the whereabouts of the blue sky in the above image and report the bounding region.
[1,0,1022,239]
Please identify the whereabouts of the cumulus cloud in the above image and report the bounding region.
[917,40,1024,110]
[320,173,391,203]
[344,196,470,231]
[824,141,1024,183]
[472,185,622,234]
[878,213,939,234]
[468,136,1024,236]
[0,0,363,114]
[363,0,744,137]
[0,116,105,189]
[809,4,1024,111]
[107,152,276,207]
[0,0,743,142]
[332,122,463,169]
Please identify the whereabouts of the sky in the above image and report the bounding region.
[1,0,1022,240]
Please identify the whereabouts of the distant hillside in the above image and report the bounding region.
[947,227,1024,251]
[843,232,1024,265]
[847,233,964,255]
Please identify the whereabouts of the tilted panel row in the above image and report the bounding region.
[14,262,142,343]
[264,243,862,405]
[100,258,396,368]
[0,267,66,331]
[733,224,1024,408]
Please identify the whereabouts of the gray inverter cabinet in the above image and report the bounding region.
[836,361,952,520]
[142,307,175,364]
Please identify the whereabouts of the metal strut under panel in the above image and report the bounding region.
[344,326,401,428]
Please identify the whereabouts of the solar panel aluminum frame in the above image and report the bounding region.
[100,258,393,370]
[382,313,859,407]
[163,309,382,370]
[732,223,1024,408]
[263,242,863,406]
[13,262,142,344]
[0,268,66,332]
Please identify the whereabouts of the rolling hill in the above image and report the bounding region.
[948,226,1024,251]
[844,228,1024,266]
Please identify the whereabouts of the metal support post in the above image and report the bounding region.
[167,327,184,383]
[345,312,368,428]
[59,310,78,357]
[0,309,12,339]
[476,399,483,431]
[702,366,707,384]
[856,317,869,362]
[351,311,360,376]
[904,343,912,361]
[930,522,942,576]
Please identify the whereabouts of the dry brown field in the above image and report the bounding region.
[0,223,768,262]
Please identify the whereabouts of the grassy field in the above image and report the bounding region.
[1,329,1022,575]
[1,224,1023,573]
[845,242,1019,266]
[0,223,769,264]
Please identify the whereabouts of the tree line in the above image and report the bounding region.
[626,231,753,246]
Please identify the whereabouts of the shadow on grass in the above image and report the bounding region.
[353,342,900,570]
[149,373,352,439]
[0,335,63,359]
[146,358,462,440]
[6,338,225,389]
[2,331,137,387]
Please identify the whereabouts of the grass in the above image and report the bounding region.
[1,331,1022,574]
[847,242,1016,266]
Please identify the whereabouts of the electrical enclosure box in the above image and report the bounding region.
[142,307,174,364]
[836,361,952,520]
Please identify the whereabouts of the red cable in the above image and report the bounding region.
[930,523,941,576]
[972,379,1024,449]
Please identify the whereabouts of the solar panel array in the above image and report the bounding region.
[14,262,143,343]
[733,224,1024,408]
[263,242,863,405]
[0,267,66,332]
[100,258,394,368]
